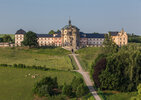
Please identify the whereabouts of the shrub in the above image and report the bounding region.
[62,84,73,97]
[33,77,58,97]
[76,83,88,97]
[62,77,89,98]
[71,77,84,91]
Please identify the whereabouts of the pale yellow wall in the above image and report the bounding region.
[15,34,24,46]
[111,31,128,46]
[38,37,62,46]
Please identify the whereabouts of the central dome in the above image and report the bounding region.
[62,20,79,30]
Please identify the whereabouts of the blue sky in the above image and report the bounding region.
[0,0,140,35]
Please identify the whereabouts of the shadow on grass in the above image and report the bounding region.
[90,85,115,100]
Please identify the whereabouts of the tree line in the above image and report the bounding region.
[0,35,13,42]
[128,33,141,43]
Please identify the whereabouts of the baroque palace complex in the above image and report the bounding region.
[15,20,128,50]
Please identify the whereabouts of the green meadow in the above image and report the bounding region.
[101,91,137,100]
[0,47,73,70]
[0,67,80,100]
[76,47,101,71]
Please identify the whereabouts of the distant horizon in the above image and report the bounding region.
[0,0,140,35]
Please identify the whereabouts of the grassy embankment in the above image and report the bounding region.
[0,47,73,70]
[76,47,101,71]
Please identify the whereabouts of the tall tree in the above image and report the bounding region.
[57,29,60,33]
[48,30,55,34]
[22,31,38,47]
[103,34,118,54]
[0,38,3,42]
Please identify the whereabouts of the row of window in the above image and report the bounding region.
[16,38,24,40]
[88,42,103,44]
[80,41,103,44]
[113,38,126,41]
[39,38,53,40]
[39,38,61,40]
[39,41,61,43]
[119,42,126,45]
[88,38,104,41]
[15,35,24,37]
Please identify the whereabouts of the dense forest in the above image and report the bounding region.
[92,34,141,92]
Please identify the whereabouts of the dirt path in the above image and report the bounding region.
[71,53,101,100]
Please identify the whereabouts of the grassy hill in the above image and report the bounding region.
[0,47,73,70]
[0,67,80,100]
[76,47,101,71]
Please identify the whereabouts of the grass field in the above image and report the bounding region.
[0,47,73,70]
[101,91,137,100]
[0,67,80,100]
[76,47,101,71]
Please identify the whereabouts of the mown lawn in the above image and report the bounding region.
[0,67,80,100]
[0,47,73,70]
[102,91,137,100]
[76,47,101,71]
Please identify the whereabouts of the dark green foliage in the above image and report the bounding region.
[2,35,13,42]
[22,31,38,47]
[103,34,119,54]
[48,30,55,34]
[137,84,141,96]
[0,63,49,71]
[62,84,73,97]
[33,77,58,97]
[76,83,88,97]
[62,77,89,98]
[71,76,83,91]
[95,44,141,92]
[56,30,61,33]
[128,34,141,43]
[131,84,141,100]
[0,38,3,42]
[32,76,88,98]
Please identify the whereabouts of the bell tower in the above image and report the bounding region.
[61,19,80,50]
